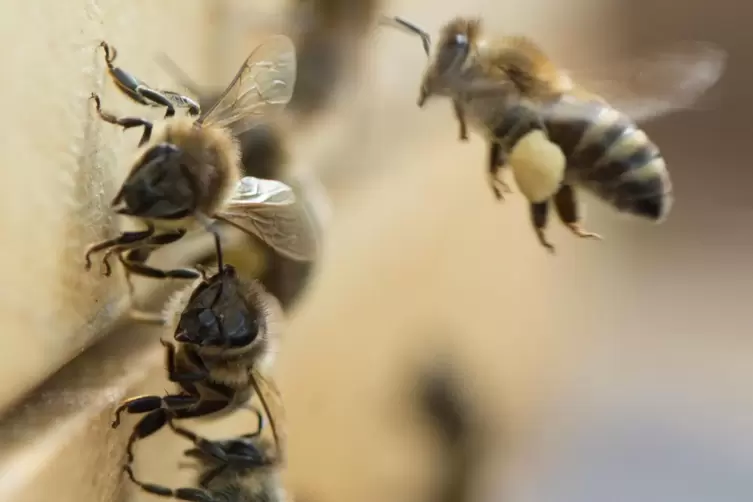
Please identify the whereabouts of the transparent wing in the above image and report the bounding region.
[250,367,286,458]
[196,35,297,136]
[216,177,318,262]
[561,40,727,122]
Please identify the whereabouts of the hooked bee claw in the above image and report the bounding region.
[567,224,602,241]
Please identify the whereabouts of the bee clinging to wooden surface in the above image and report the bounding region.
[99,40,200,123]
[381,15,727,252]
[152,53,323,312]
[112,262,286,480]
[83,35,318,302]
[126,410,286,502]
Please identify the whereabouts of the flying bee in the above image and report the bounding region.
[382,15,726,251]
[98,40,200,123]
[124,409,286,502]
[112,263,286,476]
[83,35,318,300]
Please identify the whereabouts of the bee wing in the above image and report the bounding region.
[250,367,287,457]
[196,35,296,136]
[216,177,318,262]
[563,40,727,122]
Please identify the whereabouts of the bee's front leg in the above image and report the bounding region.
[89,93,153,147]
[137,86,178,118]
[83,224,156,273]
[118,229,200,281]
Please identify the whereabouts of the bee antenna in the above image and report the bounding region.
[197,213,225,308]
[379,15,432,58]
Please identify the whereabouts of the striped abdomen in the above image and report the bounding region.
[543,96,672,221]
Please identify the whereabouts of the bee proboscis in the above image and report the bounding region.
[382,15,726,251]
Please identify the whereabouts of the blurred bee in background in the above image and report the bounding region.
[125,410,286,502]
[154,52,323,311]
[283,0,382,122]
[417,356,483,502]
[83,36,318,306]
[98,40,200,124]
[382,16,726,251]
[112,263,286,479]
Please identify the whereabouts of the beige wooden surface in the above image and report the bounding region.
[0,0,214,415]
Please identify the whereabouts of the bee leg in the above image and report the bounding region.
[240,407,265,438]
[196,465,228,490]
[123,465,215,502]
[530,201,556,253]
[488,142,512,200]
[117,229,195,292]
[119,229,188,304]
[119,247,153,310]
[162,340,209,383]
[112,394,198,429]
[168,419,230,463]
[553,184,602,241]
[83,225,155,272]
[120,259,201,281]
[452,99,469,141]
[137,86,178,118]
[98,244,131,277]
[99,41,117,65]
[89,93,153,147]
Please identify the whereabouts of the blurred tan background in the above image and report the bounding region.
[0,0,750,501]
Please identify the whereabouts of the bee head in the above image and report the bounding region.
[111,142,197,220]
[175,265,261,348]
[419,17,480,107]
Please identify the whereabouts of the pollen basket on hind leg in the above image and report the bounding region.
[508,130,566,203]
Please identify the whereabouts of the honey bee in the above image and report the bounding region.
[98,41,200,123]
[124,410,286,502]
[112,263,285,475]
[83,35,318,297]
[151,53,323,311]
[382,16,726,251]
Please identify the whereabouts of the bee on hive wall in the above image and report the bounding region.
[153,53,323,311]
[382,15,726,251]
[83,35,318,308]
[125,391,286,502]
[112,263,286,479]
